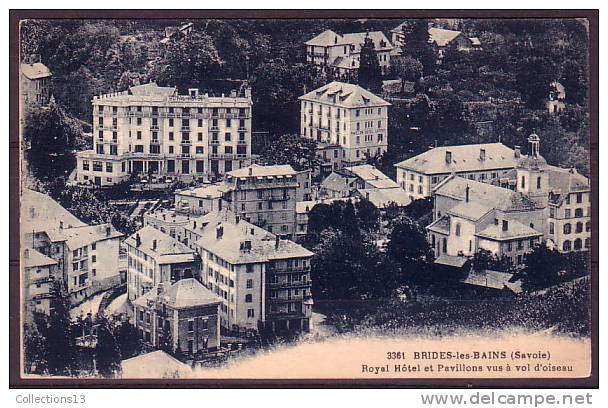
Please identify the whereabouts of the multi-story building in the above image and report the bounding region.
[305,30,394,77]
[124,226,201,301]
[300,82,390,171]
[394,143,521,200]
[390,24,482,56]
[193,211,314,334]
[75,82,253,186]
[547,81,566,114]
[174,184,225,216]
[133,278,222,356]
[22,247,59,315]
[21,189,123,303]
[221,164,299,239]
[427,176,544,268]
[20,62,52,112]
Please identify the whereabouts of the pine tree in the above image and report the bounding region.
[400,19,436,75]
[43,282,77,376]
[357,35,383,94]
[95,317,122,378]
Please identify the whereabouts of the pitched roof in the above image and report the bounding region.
[62,224,122,249]
[121,350,191,378]
[305,29,342,46]
[125,226,197,264]
[305,30,393,51]
[345,165,400,189]
[226,164,296,179]
[23,248,57,268]
[21,63,52,80]
[194,211,313,264]
[21,189,87,235]
[132,278,222,309]
[476,219,543,241]
[175,183,225,199]
[129,82,177,97]
[546,165,590,194]
[428,27,464,47]
[426,215,450,235]
[320,171,357,194]
[435,254,469,268]
[461,269,518,291]
[299,81,390,108]
[434,176,537,212]
[357,187,411,208]
[447,200,493,221]
[394,143,519,175]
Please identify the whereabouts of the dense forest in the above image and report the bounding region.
[20,18,591,176]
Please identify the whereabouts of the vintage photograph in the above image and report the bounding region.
[13,12,595,384]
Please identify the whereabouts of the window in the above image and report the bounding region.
[575,208,584,218]
[563,240,571,251]
[92,255,96,263]
[517,240,523,250]
[549,222,554,234]
[574,238,582,250]
[585,238,591,249]
[246,279,253,289]
[105,162,113,173]
[245,294,253,303]
[247,309,255,318]
[576,222,583,233]
[563,223,572,234]
[520,176,526,189]
[576,192,583,203]
[93,161,103,171]
[187,320,194,332]
[82,160,89,171]
[586,221,591,232]
[455,223,461,236]
[565,209,571,218]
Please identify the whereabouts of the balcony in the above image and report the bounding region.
[237,140,247,145]
[266,280,310,288]
[238,126,247,131]
[180,139,191,145]
[150,125,160,131]
[181,126,191,132]
[268,195,290,202]
[179,153,191,159]
[268,265,311,274]
[236,153,248,159]
[210,126,220,131]
[210,139,220,145]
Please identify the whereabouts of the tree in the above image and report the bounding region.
[23,312,48,374]
[357,35,383,94]
[259,133,319,171]
[95,317,122,378]
[400,19,437,75]
[43,283,78,376]
[392,56,423,93]
[560,59,587,106]
[23,100,82,181]
[115,320,141,360]
[386,216,433,282]
[515,56,556,108]
[471,249,512,272]
[520,243,567,291]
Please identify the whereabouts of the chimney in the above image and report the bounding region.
[162,214,166,221]
[465,185,470,203]
[502,220,509,232]
[248,167,253,176]
[59,221,64,229]
[216,225,223,239]
[514,146,521,158]
[275,235,280,250]
[479,148,486,161]
[445,151,452,164]
[152,239,157,251]
[135,233,141,247]
[193,220,197,229]
[106,225,111,237]
[236,215,240,224]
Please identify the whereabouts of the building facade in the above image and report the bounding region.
[174,184,225,216]
[395,143,521,200]
[22,248,59,315]
[133,278,222,356]
[305,30,394,77]
[300,82,390,171]
[192,211,314,334]
[221,164,299,239]
[75,82,253,186]
[21,189,123,304]
[124,226,201,301]
[20,62,53,113]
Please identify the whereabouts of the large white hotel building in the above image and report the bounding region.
[75,83,253,186]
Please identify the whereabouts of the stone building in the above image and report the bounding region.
[192,211,314,334]
[305,30,394,77]
[133,278,222,356]
[75,82,253,186]
[300,82,390,171]
[22,248,59,315]
[21,189,123,304]
[20,62,53,113]
[394,143,521,200]
[124,226,201,301]
[221,164,299,239]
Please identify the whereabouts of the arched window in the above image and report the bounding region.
[585,238,591,249]
[563,240,572,251]
[455,223,461,236]
[537,176,541,189]
[574,239,582,250]
[586,221,591,232]
[563,223,572,234]
[576,222,583,233]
